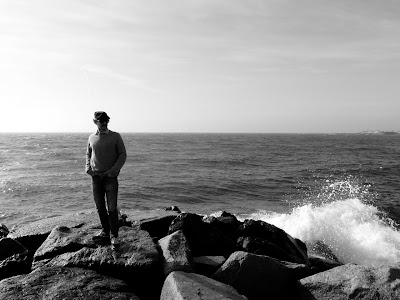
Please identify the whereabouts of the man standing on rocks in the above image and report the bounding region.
[85,111,127,248]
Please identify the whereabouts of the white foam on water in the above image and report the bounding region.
[243,198,400,266]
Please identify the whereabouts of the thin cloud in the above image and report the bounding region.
[81,64,164,94]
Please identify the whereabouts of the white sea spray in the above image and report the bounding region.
[245,198,400,266]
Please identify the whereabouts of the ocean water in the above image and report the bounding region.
[1,132,400,266]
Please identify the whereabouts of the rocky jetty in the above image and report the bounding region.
[1,209,399,299]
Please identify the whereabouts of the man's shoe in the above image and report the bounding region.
[111,236,120,248]
[92,231,110,242]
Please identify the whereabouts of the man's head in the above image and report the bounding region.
[93,111,110,132]
[94,111,110,122]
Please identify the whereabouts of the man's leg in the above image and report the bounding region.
[92,176,111,235]
[105,176,119,239]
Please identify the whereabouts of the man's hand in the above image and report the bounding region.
[105,169,117,177]
[86,169,95,176]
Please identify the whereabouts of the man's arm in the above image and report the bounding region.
[85,138,95,175]
[107,133,127,177]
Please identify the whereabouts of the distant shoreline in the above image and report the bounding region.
[1,131,399,135]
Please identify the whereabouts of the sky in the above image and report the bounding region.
[1,0,400,133]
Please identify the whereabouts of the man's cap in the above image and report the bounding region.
[94,111,110,121]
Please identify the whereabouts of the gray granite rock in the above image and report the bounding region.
[161,271,247,300]
[158,230,193,276]
[168,213,237,257]
[297,263,400,300]
[9,210,100,254]
[237,219,310,266]
[212,251,311,300]
[0,266,139,299]
[32,225,160,280]
[8,209,174,254]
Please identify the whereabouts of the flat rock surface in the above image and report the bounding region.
[124,209,179,223]
[33,225,160,279]
[193,255,226,267]
[161,271,247,300]
[0,266,139,300]
[298,263,400,300]
[9,210,99,239]
[9,209,179,239]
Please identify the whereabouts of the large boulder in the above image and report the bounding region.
[212,251,311,300]
[158,230,193,276]
[9,210,100,254]
[168,213,236,257]
[0,237,30,280]
[297,263,400,299]
[237,236,300,263]
[237,219,310,265]
[9,209,177,257]
[33,225,160,280]
[0,266,139,299]
[203,211,242,240]
[161,271,247,300]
